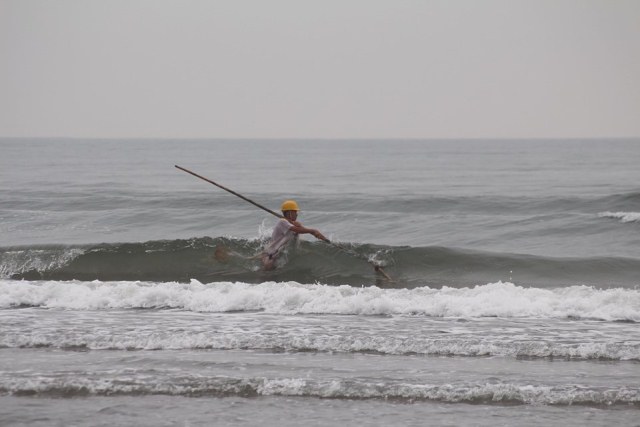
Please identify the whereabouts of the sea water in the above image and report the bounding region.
[1,139,639,426]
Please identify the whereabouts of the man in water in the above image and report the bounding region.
[261,200,328,270]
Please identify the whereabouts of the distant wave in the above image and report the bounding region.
[604,190,640,205]
[598,211,640,223]
[2,237,640,288]
[2,372,639,406]
[283,190,640,214]
[1,280,638,323]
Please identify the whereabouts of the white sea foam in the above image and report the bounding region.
[3,329,639,360]
[1,373,639,406]
[598,211,640,223]
[0,248,84,279]
[1,279,639,321]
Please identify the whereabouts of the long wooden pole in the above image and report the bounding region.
[175,165,393,281]
[175,165,283,218]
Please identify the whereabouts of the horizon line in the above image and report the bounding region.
[2,136,639,142]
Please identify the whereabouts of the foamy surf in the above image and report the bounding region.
[2,321,638,360]
[1,279,638,321]
[2,372,639,407]
[598,211,640,223]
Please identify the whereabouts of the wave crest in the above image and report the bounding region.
[1,280,638,322]
[3,373,639,406]
[598,211,640,223]
[3,237,640,288]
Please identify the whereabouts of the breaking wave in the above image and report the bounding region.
[598,211,640,223]
[2,237,640,288]
[2,373,639,407]
[1,280,638,322]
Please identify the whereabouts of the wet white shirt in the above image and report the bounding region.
[264,219,298,259]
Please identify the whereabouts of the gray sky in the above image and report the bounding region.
[1,0,639,139]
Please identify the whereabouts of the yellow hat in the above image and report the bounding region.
[281,200,300,211]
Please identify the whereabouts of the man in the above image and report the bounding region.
[261,200,328,270]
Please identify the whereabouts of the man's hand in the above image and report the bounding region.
[312,230,329,242]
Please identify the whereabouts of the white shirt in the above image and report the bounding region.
[264,219,298,259]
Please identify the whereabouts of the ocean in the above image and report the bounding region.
[1,138,639,426]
